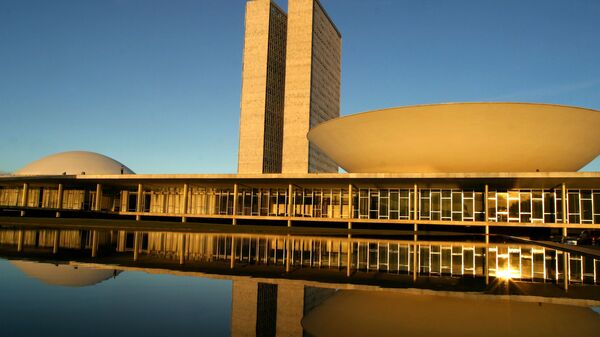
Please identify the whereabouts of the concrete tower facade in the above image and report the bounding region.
[282,0,341,173]
[238,0,341,174]
[238,0,287,174]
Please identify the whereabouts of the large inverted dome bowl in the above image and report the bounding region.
[15,151,134,175]
[308,103,600,173]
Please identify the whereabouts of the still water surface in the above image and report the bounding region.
[0,259,231,336]
[1,224,599,337]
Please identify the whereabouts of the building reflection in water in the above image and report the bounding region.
[2,227,598,285]
[1,225,600,337]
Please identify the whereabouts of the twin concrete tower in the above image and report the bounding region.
[237,0,341,174]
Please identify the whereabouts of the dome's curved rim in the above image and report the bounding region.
[308,102,600,138]
[14,150,135,176]
[307,102,600,173]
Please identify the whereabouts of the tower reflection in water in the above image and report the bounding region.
[1,225,600,337]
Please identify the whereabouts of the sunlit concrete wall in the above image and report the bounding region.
[282,0,341,173]
[238,0,288,174]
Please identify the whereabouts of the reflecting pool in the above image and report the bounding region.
[0,223,599,337]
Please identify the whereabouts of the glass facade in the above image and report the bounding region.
[1,183,600,225]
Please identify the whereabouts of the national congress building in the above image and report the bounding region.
[1,0,600,237]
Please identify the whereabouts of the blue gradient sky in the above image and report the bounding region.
[1,0,599,173]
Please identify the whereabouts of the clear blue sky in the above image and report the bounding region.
[1,0,599,174]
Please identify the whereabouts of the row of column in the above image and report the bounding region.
[9,227,575,291]
[17,181,571,234]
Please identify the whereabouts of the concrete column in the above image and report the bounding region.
[346,234,352,277]
[179,234,185,265]
[561,183,567,237]
[413,184,419,221]
[412,242,418,282]
[232,183,238,225]
[56,183,64,218]
[484,184,489,241]
[413,184,419,240]
[133,232,140,261]
[348,184,353,229]
[53,230,60,254]
[17,229,24,252]
[414,223,418,242]
[136,184,143,221]
[94,184,102,212]
[181,183,188,223]
[287,184,293,227]
[230,236,236,269]
[485,241,490,286]
[20,183,29,216]
[563,252,569,291]
[285,236,291,273]
[484,185,490,285]
[91,230,98,258]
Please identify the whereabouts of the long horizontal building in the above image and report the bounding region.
[1,156,600,232]
[2,226,598,285]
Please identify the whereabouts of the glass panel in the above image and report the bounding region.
[582,198,592,222]
[431,192,440,212]
[379,197,389,218]
[399,198,409,217]
[497,193,508,212]
[544,192,555,213]
[359,198,368,218]
[390,191,399,212]
[569,214,580,224]
[488,198,496,218]
[463,199,473,218]
[581,190,591,200]
[532,199,543,219]
[420,197,430,217]
[520,194,531,213]
[442,198,451,219]
[452,192,462,212]
[509,199,519,219]
[370,193,378,211]
[474,192,483,213]
[568,193,580,215]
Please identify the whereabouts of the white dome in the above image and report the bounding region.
[12,261,118,287]
[15,151,134,175]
